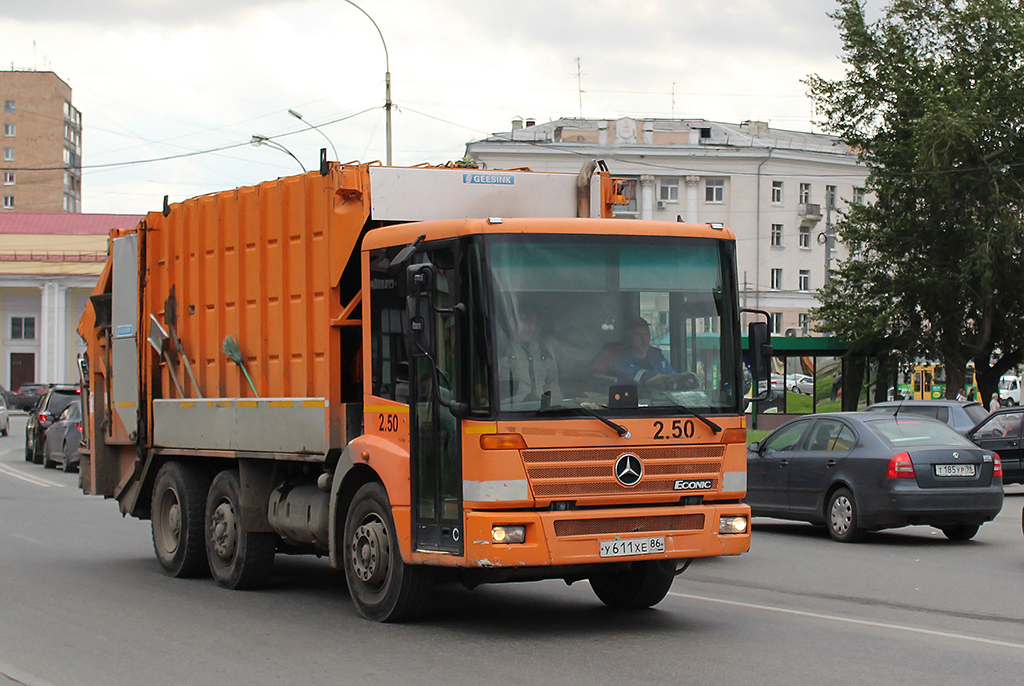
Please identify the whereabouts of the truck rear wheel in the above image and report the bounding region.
[589,560,676,609]
[152,461,211,578]
[205,470,277,590]
[343,482,432,622]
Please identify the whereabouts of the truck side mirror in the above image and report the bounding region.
[748,320,773,400]
[405,264,436,360]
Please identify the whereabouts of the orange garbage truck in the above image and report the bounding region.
[77,160,767,621]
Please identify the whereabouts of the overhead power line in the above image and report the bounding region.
[2,108,378,173]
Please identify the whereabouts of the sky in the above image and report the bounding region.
[0,0,857,215]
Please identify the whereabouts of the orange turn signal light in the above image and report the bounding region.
[719,428,747,444]
[480,433,528,450]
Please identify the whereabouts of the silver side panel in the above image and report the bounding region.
[369,166,581,220]
[152,398,328,454]
[111,235,139,438]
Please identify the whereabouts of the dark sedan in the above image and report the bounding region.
[746,412,1004,542]
[967,407,1024,485]
[42,401,83,472]
[26,385,80,464]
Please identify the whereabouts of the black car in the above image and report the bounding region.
[26,385,81,465]
[13,383,50,411]
[966,407,1024,485]
[746,412,1004,542]
[865,399,990,436]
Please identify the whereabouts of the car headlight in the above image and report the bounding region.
[491,525,526,544]
[719,516,748,535]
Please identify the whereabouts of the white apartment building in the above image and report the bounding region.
[465,118,869,337]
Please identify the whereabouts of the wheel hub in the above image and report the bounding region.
[210,501,239,561]
[351,519,389,586]
[831,496,852,535]
[157,491,182,555]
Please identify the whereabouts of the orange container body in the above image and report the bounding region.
[139,165,372,452]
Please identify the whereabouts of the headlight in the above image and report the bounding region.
[719,516,748,534]
[491,525,526,544]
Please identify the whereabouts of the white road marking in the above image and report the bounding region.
[669,592,1024,651]
[0,464,66,488]
[0,658,57,686]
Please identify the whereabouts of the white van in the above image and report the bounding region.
[998,375,1021,406]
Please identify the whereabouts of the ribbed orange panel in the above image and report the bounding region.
[141,164,372,451]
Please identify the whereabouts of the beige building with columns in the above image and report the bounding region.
[465,117,869,337]
[0,212,141,392]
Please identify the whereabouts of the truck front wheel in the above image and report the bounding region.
[204,470,277,590]
[343,482,432,622]
[151,461,211,578]
[589,560,676,609]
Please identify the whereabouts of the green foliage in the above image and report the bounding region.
[807,0,1024,401]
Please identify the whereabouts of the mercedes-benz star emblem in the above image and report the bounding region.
[614,453,643,487]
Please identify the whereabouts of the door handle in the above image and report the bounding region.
[779,459,789,467]
[826,459,837,468]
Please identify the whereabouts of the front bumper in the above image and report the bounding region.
[463,502,750,569]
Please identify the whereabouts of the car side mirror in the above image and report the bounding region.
[748,441,760,453]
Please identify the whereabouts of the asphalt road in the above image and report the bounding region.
[2,414,1022,686]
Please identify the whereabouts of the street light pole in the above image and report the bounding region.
[340,0,392,165]
[250,135,307,172]
[288,109,339,161]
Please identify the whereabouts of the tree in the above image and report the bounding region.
[808,0,1024,404]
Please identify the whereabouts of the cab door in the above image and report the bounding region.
[409,245,464,555]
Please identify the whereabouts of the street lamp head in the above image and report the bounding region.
[250,134,269,147]
[287,109,304,121]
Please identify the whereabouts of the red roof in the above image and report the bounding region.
[0,212,143,235]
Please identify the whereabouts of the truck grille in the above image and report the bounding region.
[554,514,705,537]
[522,445,724,500]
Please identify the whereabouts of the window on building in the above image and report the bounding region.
[771,224,783,247]
[853,187,865,204]
[771,312,782,335]
[3,100,14,113]
[826,185,837,211]
[11,316,35,340]
[705,178,724,203]
[771,181,783,204]
[3,172,14,185]
[3,147,13,161]
[2,195,13,209]
[798,313,810,336]
[799,183,811,204]
[771,268,783,290]
[659,178,679,203]
[799,270,810,291]
[3,123,14,137]
[799,225,810,248]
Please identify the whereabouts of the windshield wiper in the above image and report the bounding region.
[659,392,722,434]
[537,405,631,438]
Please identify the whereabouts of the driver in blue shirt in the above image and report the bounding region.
[610,318,676,388]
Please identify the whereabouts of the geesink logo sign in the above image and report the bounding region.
[463,173,515,185]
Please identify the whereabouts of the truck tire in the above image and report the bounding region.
[343,482,432,622]
[205,470,276,590]
[152,461,211,578]
[589,560,676,609]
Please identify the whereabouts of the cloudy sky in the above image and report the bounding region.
[1,0,858,215]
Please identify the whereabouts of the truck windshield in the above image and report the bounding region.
[484,234,740,416]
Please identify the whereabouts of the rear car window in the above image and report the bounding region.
[867,418,975,449]
[963,403,990,425]
[47,391,80,416]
